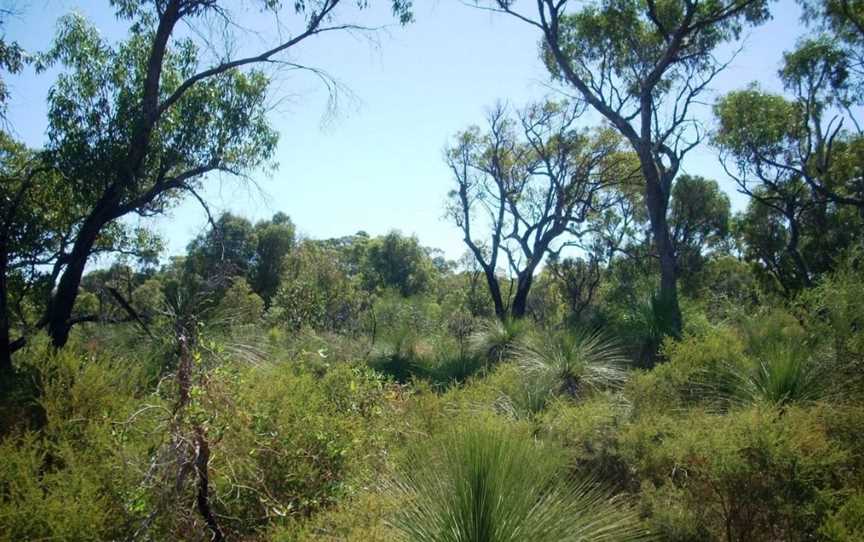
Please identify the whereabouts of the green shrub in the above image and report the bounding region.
[626,326,748,413]
[0,348,163,541]
[620,405,853,541]
[820,493,864,542]
[796,257,864,395]
[206,361,393,535]
[540,395,633,486]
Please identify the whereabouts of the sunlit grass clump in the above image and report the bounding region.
[468,318,529,365]
[716,347,835,408]
[514,329,629,399]
[389,422,649,542]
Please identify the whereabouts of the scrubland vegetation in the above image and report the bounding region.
[2,0,864,540]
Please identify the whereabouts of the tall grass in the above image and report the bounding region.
[468,318,528,365]
[514,330,628,399]
[715,347,835,408]
[389,423,649,542]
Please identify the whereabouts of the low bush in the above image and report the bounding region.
[619,405,857,541]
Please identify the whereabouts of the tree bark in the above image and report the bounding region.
[785,206,812,289]
[0,244,11,373]
[45,209,110,348]
[481,265,506,319]
[643,167,683,336]
[511,260,541,319]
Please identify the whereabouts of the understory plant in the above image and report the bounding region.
[514,329,628,399]
[388,419,649,542]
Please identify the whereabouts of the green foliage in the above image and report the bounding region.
[620,405,855,541]
[389,419,648,542]
[0,347,162,541]
[268,241,368,333]
[540,395,633,486]
[202,361,392,534]
[186,213,259,281]
[820,493,864,542]
[714,348,835,408]
[361,231,437,296]
[214,277,264,326]
[624,291,682,366]
[251,213,297,304]
[546,0,770,93]
[626,325,749,413]
[796,252,864,382]
[669,175,731,291]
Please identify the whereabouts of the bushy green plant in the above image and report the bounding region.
[206,361,393,534]
[796,254,864,395]
[267,242,369,333]
[540,395,633,486]
[425,346,486,388]
[619,405,853,541]
[488,363,555,420]
[389,420,648,542]
[368,327,425,383]
[0,347,164,541]
[820,493,864,542]
[626,325,748,413]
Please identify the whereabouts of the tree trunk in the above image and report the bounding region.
[482,266,506,319]
[46,214,107,349]
[0,244,11,373]
[786,209,812,289]
[643,168,682,336]
[511,263,539,319]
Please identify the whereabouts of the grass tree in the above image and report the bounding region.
[390,422,649,542]
[468,317,530,365]
[713,348,837,408]
[514,329,629,399]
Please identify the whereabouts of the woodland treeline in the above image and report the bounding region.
[1,0,864,541]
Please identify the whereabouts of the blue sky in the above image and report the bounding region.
[4,0,805,260]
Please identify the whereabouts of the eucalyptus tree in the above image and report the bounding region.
[11,0,411,352]
[668,175,731,287]
[714,89,818,289]
[251,212,296,305]
[716,41,863,212]
[361,231,436,297]
[446,100,628,319]
[715,34,864,290]
[485,0,772,334]
[0,7,24,119]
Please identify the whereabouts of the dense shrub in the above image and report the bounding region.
[0,348,162,541]
[619,405,856,541]
[199,361,393,536]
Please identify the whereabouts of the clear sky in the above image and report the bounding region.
[4,0,806,260]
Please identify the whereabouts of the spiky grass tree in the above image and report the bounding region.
[468,318,528,365]
[390,423,649,542]
[515,330,628,399]
[630,293,681,367]
[715,347,835,408]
